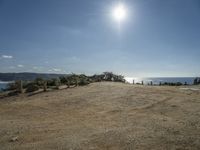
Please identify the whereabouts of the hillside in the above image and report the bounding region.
[0,72,65,81]
[0,82,200,150]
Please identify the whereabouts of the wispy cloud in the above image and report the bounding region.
[52,68,61,72]
[33,66,38,69]
[9,66,15,69]
[48,68,63,72]
[1,55,13,59]
[17,64,24,68]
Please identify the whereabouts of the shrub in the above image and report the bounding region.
[6,81,23,93]
[59,76,67,85]
[8,90,19,96]
[34,78,44,86]
[25,83,39,93]
[6,82,18,91]
[78,78,90,86]
[193,77,200,85]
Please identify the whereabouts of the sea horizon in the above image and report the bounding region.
[124,77,196,84]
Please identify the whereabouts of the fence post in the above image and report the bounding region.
[19,80,23,93]
[43,81,47,92]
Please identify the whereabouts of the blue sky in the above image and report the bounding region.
[0,0,200,77]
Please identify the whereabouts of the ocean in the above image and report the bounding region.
[124,77,196,85]
[0,81,13,91]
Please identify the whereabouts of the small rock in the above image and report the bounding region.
[10,136,18,142]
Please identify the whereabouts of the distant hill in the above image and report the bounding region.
[0,72,66,81]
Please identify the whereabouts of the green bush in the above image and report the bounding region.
[34,78,44,86]
[6,82,18,91]
[25,83,39,93]
[6,81,24,92]
[78,78,90,86]
[8,90,20,96]
[47,78,60,87]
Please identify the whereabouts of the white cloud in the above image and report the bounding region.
[52,68,61,72]
[48,68,62,72]
[2,55,13,59]
[17,64,24,68]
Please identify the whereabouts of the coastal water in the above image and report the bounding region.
[0,81,13,91]
[125,77,196,85]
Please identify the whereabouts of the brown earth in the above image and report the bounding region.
[0,82,200,150]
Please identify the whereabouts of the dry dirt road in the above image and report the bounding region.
[0,82,200,150]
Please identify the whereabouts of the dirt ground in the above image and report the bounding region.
[0,82,200,150]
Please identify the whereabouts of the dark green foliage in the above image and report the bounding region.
[77,74,90,86]
[78,78,89,86]
[6,82,18,91]
[6,80,23,93]
[90,74,104,82]
[103,72,114,81]
[3,72,127,96]
[25,83,39,93]
[59,76,67,85]
[60,74,90,87]
[8,90,20,96]
[161,82,183,86]
[90,72,125,83]
[193,77,200,85]
[103,72,125,82]
[47,78,60,87]
[34,78,45,86]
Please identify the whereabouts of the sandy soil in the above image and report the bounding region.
[0,82,200,150]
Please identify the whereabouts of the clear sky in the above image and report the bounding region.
[0,0,200,77]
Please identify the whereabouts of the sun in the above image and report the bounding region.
[112,3,127,23]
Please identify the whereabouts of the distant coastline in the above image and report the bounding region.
[0,72,65,81]
[125,77,196,85]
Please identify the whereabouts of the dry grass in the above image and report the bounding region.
[0,82,200,150]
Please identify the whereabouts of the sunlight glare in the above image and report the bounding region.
[112,3,127,23]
